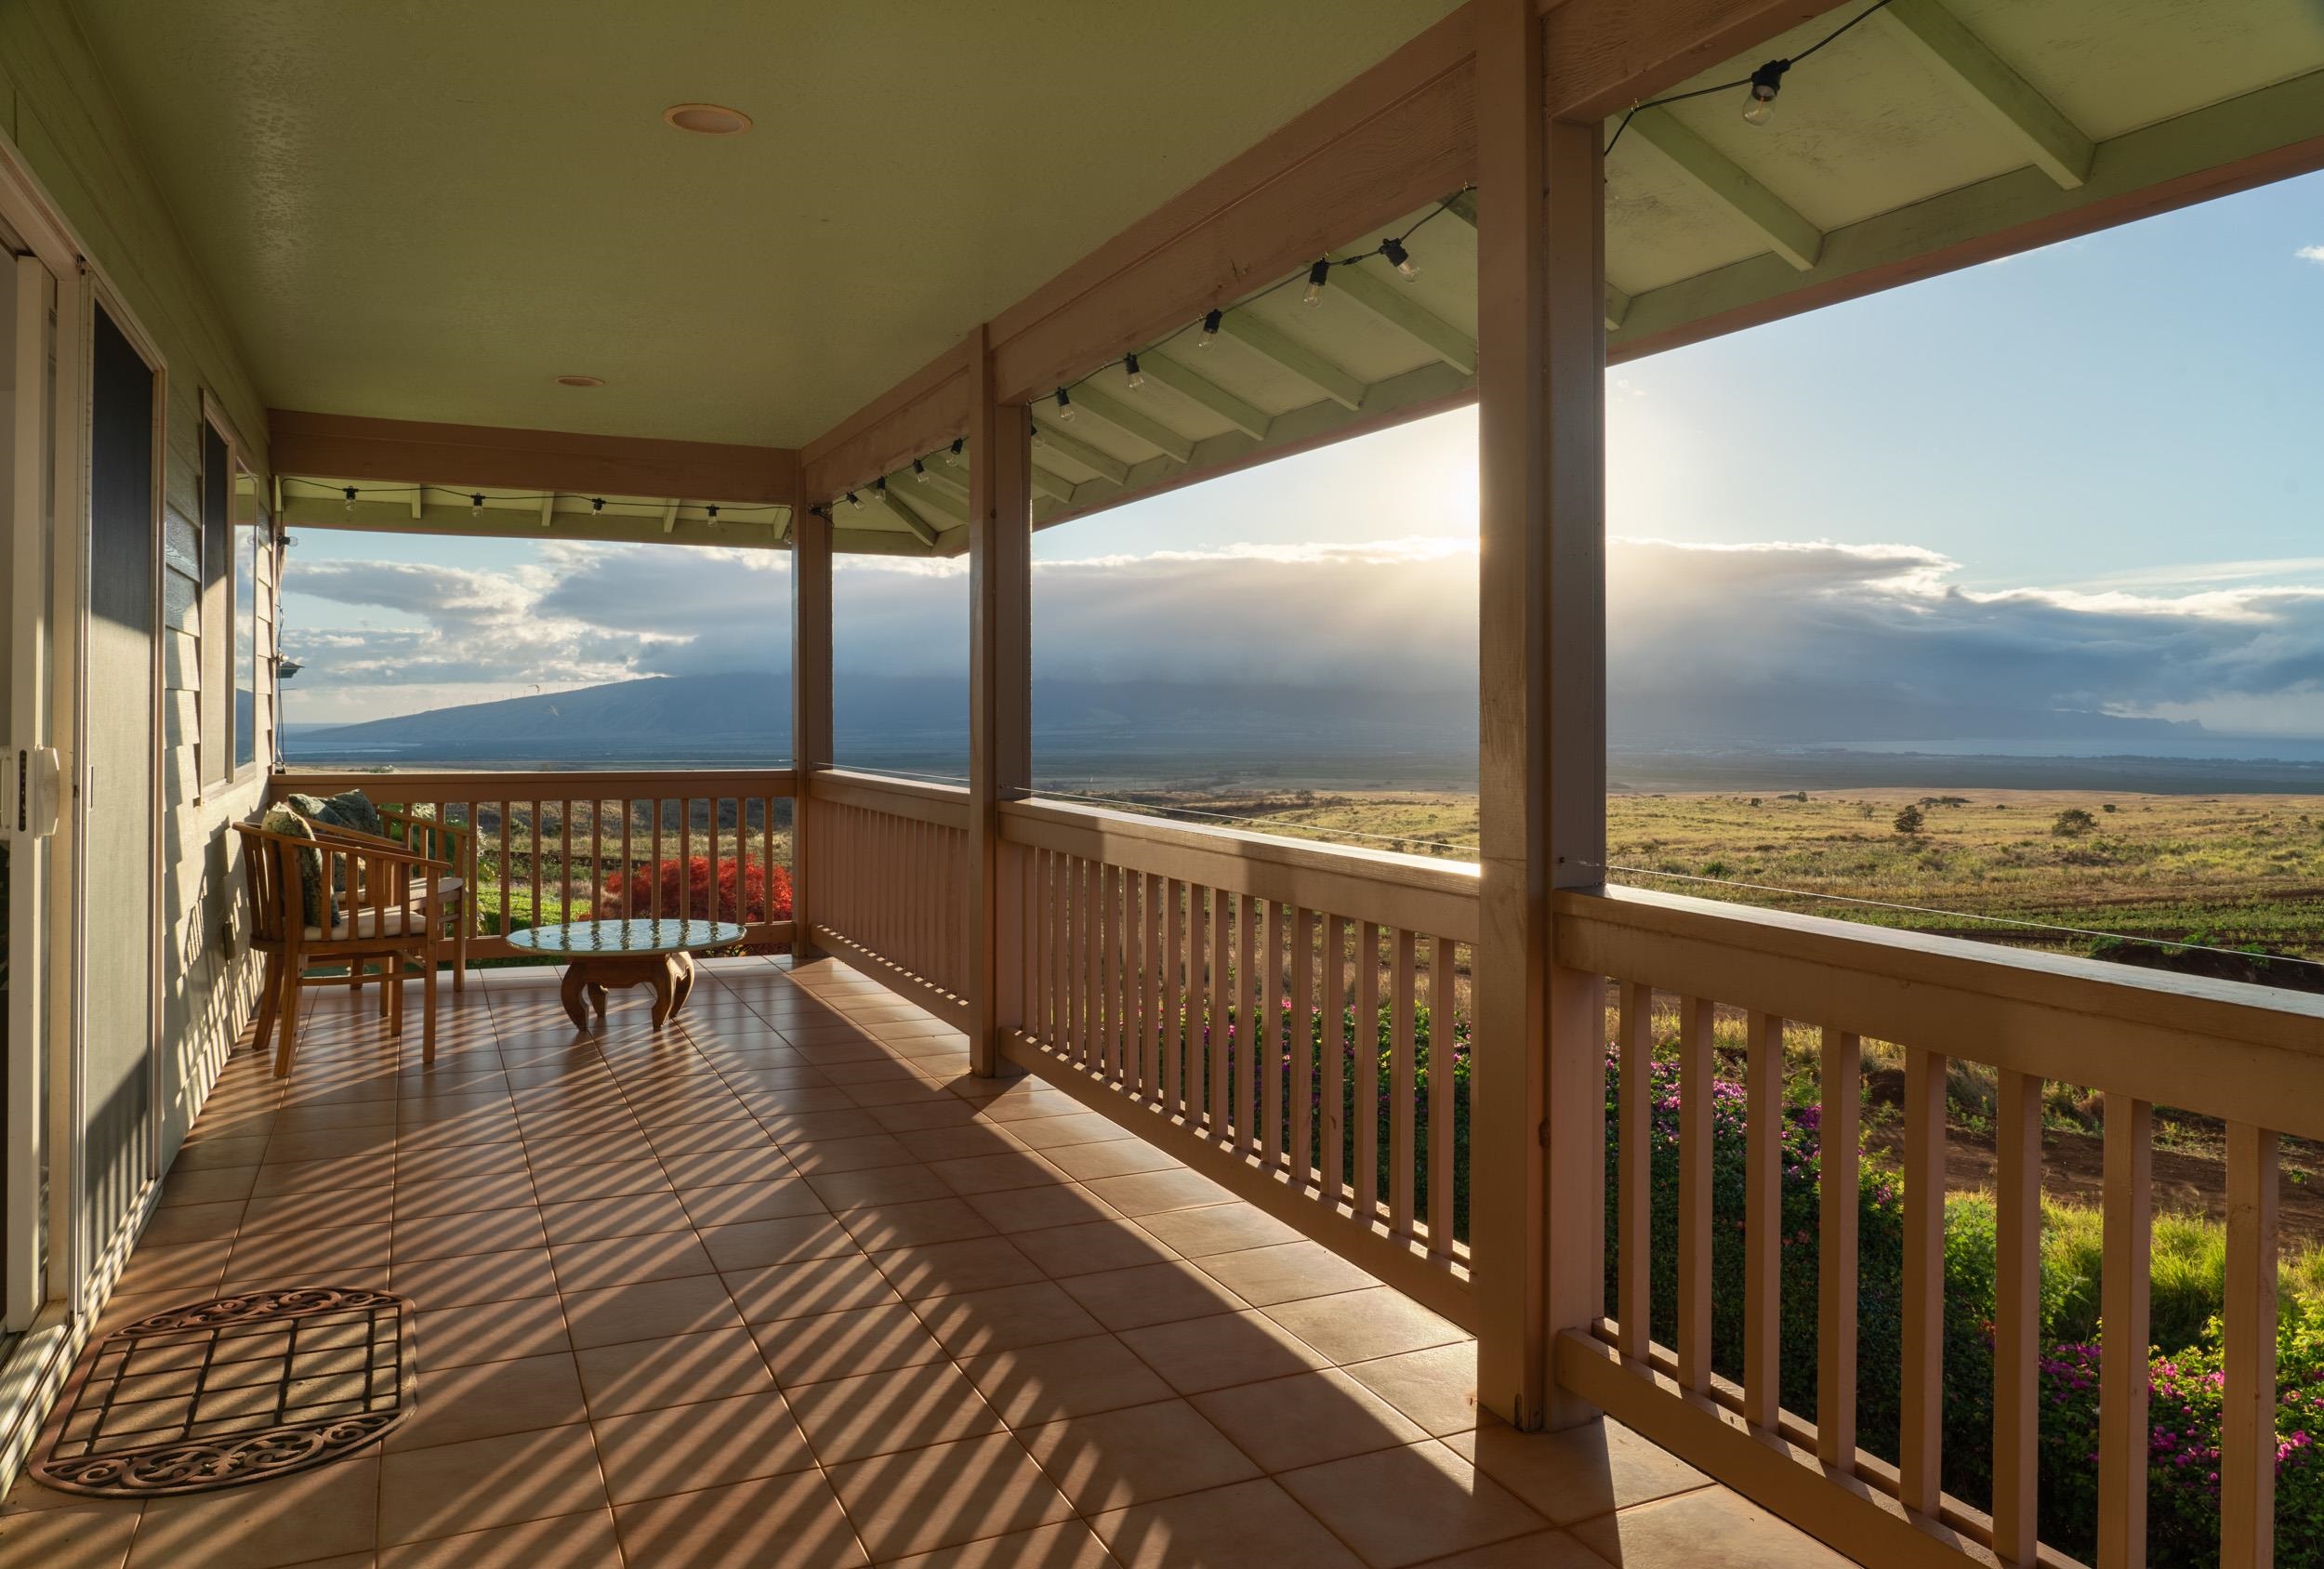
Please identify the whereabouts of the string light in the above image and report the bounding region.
[1123,352,1145,390]
[1380,237,1418,281]
[590,496,605,513]
[341,485,357,514]
[913,458,932,484]
[1053,386,1076,423]
[1301,258,1330,307]
[706,505,720,524]
[1195,309,1221,350]
[845,490,864,510]
[469,494,484,517]
[1604,0,1892,154]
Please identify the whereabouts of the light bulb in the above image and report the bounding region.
[342,486,357,514]
[914,458,932,485]
[947,438,965,468]
[1381,238,1418,281]
[1744,59,1788,125]
[1124,353,1145,390]
[469,494,484,517]
[1054,387,1075,423]
[591,496,605,513]
[1196,309,1221,349]
[1303,259,1330,306]
[706,506,720,524]
[846,491,864,510]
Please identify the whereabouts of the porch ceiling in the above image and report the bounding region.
[63,0,1466,449]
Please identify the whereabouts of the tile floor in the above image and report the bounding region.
[0,956,1854,1568]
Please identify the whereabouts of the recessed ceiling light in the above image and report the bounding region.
[664,102,752,136]
[555,375,604,389]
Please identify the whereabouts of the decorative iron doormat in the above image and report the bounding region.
[33,1288,415,1496]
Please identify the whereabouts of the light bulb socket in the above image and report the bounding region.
[1197,309,1222,349]
[1124,352,1144,389]
[846,491,863,509]
[707,505,720,521]
[914,458,931,483]
[1054,386,1075,422]
[591,496,605,513]
[1303,258,1329,306]
[1748,58,1789,105]
[1381,238,1417,280]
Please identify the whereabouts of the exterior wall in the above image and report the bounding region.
[0,0,272,1180]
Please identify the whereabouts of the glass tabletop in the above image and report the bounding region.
[503,918,747,956]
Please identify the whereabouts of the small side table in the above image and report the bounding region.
[505,918,747,1029]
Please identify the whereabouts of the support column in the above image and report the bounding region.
[1472,0,1608,1431]
[967,327,1033,1077]
[789,494,833,965]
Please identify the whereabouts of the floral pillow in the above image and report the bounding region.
[260,805,336,929]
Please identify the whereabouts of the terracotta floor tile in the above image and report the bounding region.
[573,1325,773,1415]
[780,1131,919,1173]
[535,1189,692,1244]
[1195,1239,1378,1305]
[1194,1367,1427,1472]
[392,1140,529,1184]
[1008,1219,1177,1280]
[1079,1169,1234,1216]
[752,1294,948,1388]
[522,1159,671,1206]
[522,1131,655,1169]
[227,1221,392,1278]
[886,1124,1026,1162]
[1446,1417,1710,1526]
[643,1118,772,1159]
[549,1229,719,1289]
[561,1272,743,1349]
[1036,1139,1183,1181]
[1342,1342,1480,1437]
[1059,1260,1245,1331]
[166,1134,270,1171]
[1260,1288,1469,1365]
[837,1197,997,1251]
[390,1171,536,1220]
[866,1236,1045,1301]
[804,1162,953,1213]
[1117,1310,1333,1395]
[1134,1203,1301,1258]
[376,1507,625,1568]
[110,1239,225,1299]
[661,1145,798,1192]
[1089,1476,1364,1569]
[376,1423,610,1545]
[135,1199,245,1246]
[961,1183,1120,1235]
[1400,1530,1612,1567]
[1566,1488,1850,1567]
[698,1214,856,1271]
[0,1498,140,1569]
[825,1431,1074,1561]
[785,1359,1006,1465]
[957,1332,1176,1427]
[156,1165,261,1206]
[1276,1440,1545,1569]
[878,1519,1115,1569]
[416,1292,570,1368]
[391,1244,560,1308]
[1004,1114,1140,1152]
[590,1389,815,1503]
[613,1470,867,1568]
[911,1279,1108,1358]
[384,1351,588,1450]
[393,1204,548,1263]
[1019,1396,1261,1512]
[969,1089,1084,1125]
[131,1453,379,1567]
[262,1125,395,1166]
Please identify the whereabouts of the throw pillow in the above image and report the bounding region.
[260,805,336,929]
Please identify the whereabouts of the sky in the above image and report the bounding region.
[283,168,2324,741]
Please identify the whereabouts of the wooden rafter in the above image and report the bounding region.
[1604,282,1632,333]
[894,472,970,523]
[1627,109,1822,270]
[278,493,804,550]
[268,409,796,503]
[1137,355,1270,440]
[1878,0,2092,190]
[660,499,679,534]
[1070,385,1196,463]
[1216,313,1366,411]
[1029,463,1076,504]
[1329,260,1478,375]
[538,492,557,530]
[871,488,940,547]
[1028,422,1130,485]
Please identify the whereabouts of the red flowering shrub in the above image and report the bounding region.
[600,857,793,951]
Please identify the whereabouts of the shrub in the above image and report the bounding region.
[598,856,793,952]
[2054,807,2099,837]
[1894,804,1925,835]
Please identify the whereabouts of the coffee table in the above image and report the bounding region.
[506,917,746,1029]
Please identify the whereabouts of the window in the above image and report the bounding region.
[198,417,230,784]
[232,469,260,771]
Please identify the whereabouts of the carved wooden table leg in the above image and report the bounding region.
[559,966,592,1030]
[561,951,700,1029]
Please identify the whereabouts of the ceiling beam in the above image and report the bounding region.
[539,492,557,530]
[894,473,969,524]
[1604,283,1632,333]
[660,500,679,534]
[1030,464,1076,504]
[799,337,973,501]
[870,489,940,547]
[1217,313,1367,410]
[1137,355,1271,440]
[281,494,793,550]
[1877,0,2093,190]
[268,409,797,504]
[1029,422,1131,485]
[408,484,426,520]
[1613,66,2324,360]
[1626,109,1823,270]
[1328,260,1478,375]
[1071,386,1197,464]
[1543,0,1838,123]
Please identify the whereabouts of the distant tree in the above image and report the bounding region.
[1749,798,1762,807]
[1893,804,1925,836]
[2053,808,2098,837]
[2102,802,2117,811]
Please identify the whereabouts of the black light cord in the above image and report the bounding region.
[1604,0,1895,157]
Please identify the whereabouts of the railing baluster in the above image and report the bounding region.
[1293,911,1316,1188]
[1817,1026,1861,1467]
[1617,981,1652,1360]
[1322,916,1347,1202]
[1428,935,1456,1254]
[495,797,511,943]
[1743,1010,1784,1429]
[650,798,665,925]
[1391,929,1417,1239]
[1068,856,1088,1062]
[1218,888,1236,1134]
[1235,897,1258,1154]
[559,799,573,928]
[2098,1093,2153,1569]
[588,797,601,919]
[1677,995,1713,1393]
[1900,1045,1948,1516]
[1262,903,1286,1169]
[1166,879,1187,1114]
[2222,1121,2279,1569]
[1992,1068,2044,1566]
[1354,922,1381,1221]
[618,795,633,926]
[1105,864,1125,1083]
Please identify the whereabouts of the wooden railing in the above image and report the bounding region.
[1554,883,2320,1569]
[998,798,1478,1324]
[271,769,798,960]
[802,770,972,1019]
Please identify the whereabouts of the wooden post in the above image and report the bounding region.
[1472,0,1607,1431]
[968,328,1032,1077]
[790,491,833,965]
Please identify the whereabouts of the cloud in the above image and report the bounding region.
[2300,244,2324,265]
[283,533,2324,742]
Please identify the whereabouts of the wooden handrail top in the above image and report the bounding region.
[1560,883,2324,1140]
[810,769,974,827]
[1003,796,1480,943]
[271,768,799,798]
